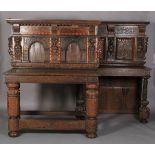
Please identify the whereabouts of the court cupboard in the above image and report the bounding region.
[5,19,150,138]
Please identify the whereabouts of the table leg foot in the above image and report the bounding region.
[8,131,19,137]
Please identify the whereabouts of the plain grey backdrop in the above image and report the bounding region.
[0,11,155,143]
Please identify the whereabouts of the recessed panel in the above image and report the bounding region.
[66,43,81,63]
[29,42,45,62]
[116,38,134,60]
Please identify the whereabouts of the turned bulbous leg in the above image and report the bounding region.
[7,83,20,137]
[85,83,98,138]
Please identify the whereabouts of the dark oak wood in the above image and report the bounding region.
[21,110,83,116]
[86,84,98,138]
[75,84,86,119]
[139,77,150,123]
[99,77,138,113]
[19,119,85,131]
[6,83,20,137]
[5,19,151,138]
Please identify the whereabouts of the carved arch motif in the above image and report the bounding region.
[60,37,84,63]
[23,37,50,62]
[29,42,45,62]
[65,42,81,63]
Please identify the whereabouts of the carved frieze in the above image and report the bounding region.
[115,26,138,36]
[20,26,51,35]
[60,27,89,36]
[6,20,149,67]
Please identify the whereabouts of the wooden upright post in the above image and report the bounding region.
[139,77,150,123]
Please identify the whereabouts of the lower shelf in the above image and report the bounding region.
[19,119,85,131]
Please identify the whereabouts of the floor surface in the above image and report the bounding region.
[0,111,155,144]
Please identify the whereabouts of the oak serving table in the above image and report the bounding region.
[5,19,150,138]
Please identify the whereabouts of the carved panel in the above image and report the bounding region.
[107,37,115,60]
[60,36,86,63]
[88,37,96,63]
[116,38,133,60]
[23,37,50,62]
[115,26,138,36]
[141,77,149,102]
[29,42,45,62]
[80,38,87,62]
[51,37,59,63]
[8,37,13,56]
[97,37,105,63]
[137,37,148,60]
[14,36,22,60]
[66,43,81,63]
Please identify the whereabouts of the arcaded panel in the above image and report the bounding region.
[23,37,50,62]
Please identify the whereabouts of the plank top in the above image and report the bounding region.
[6,18,150,25]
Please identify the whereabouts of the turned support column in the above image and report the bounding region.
[75,84,85,119]
[85,83,98,138]
[139,77,150,123]
[6,83,20,137]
